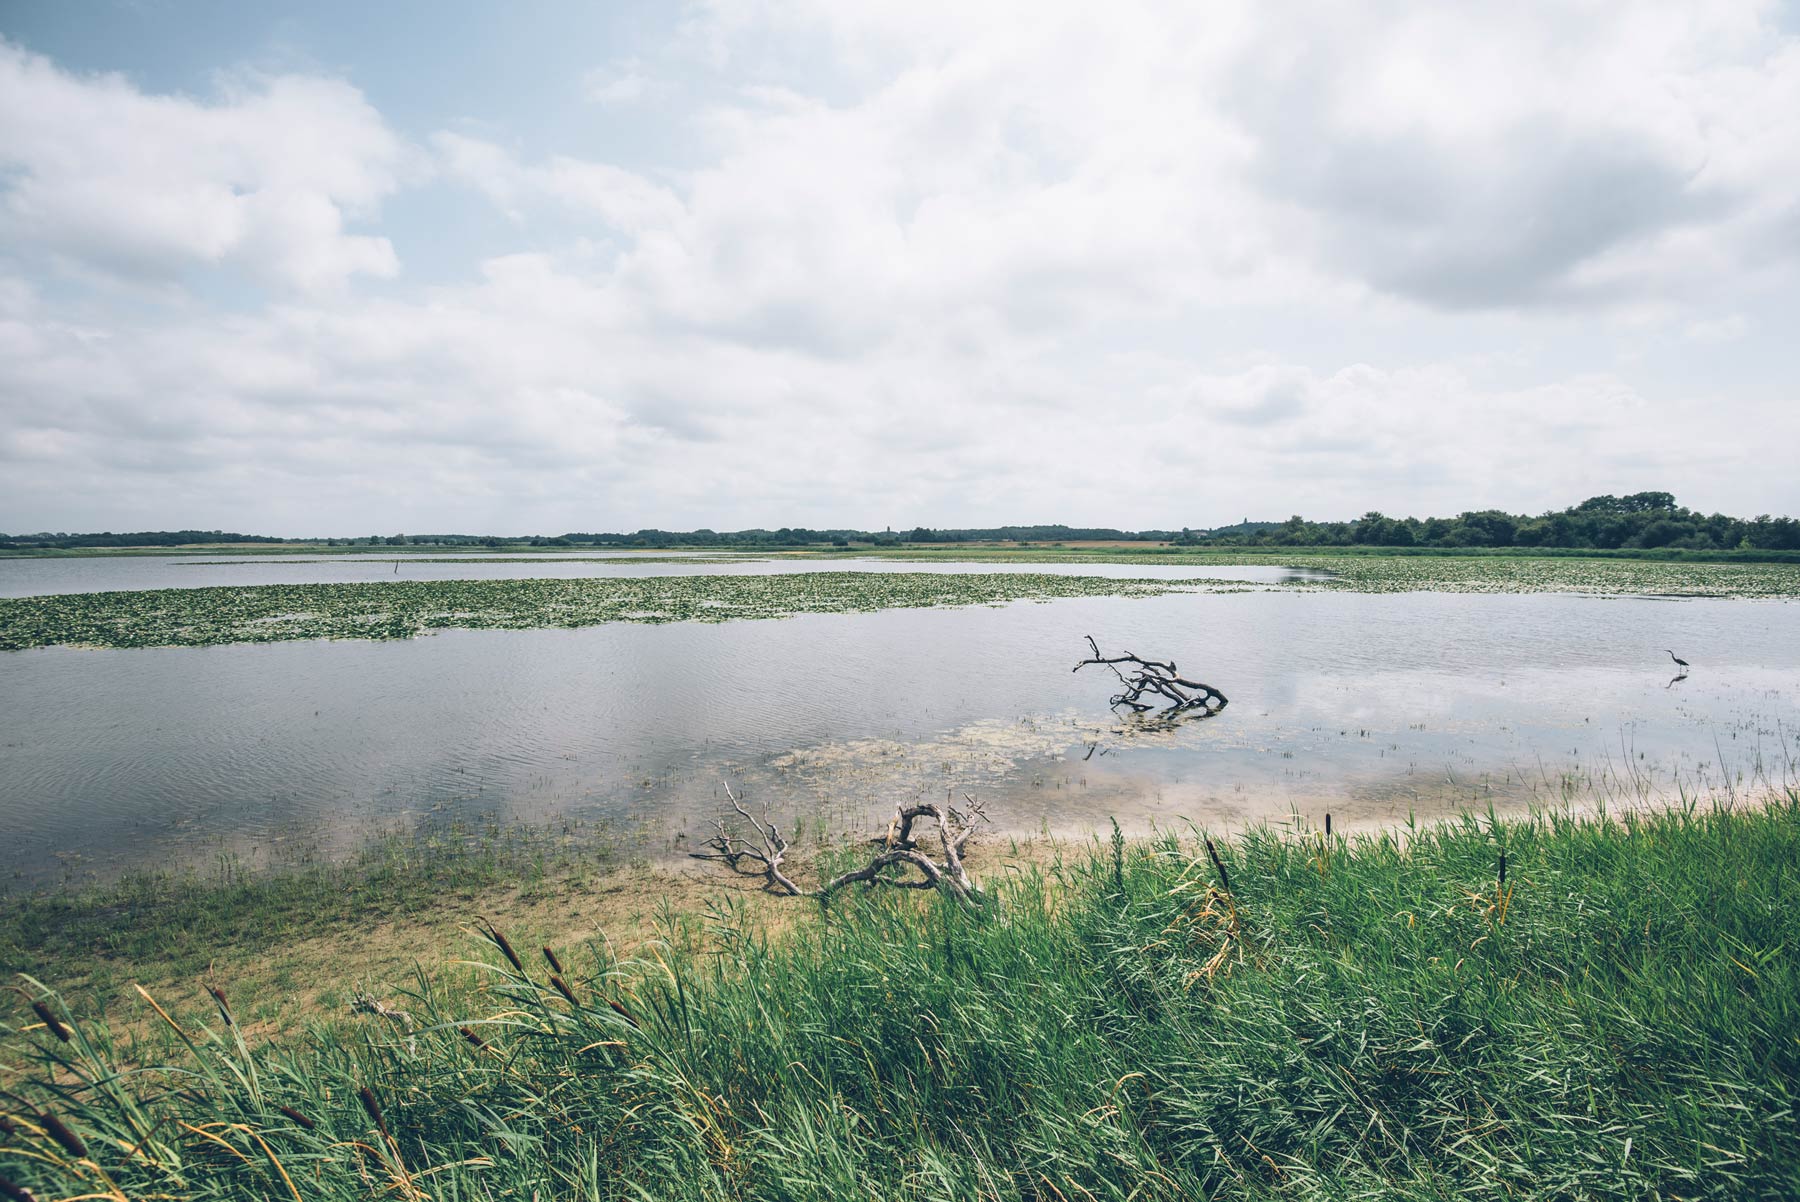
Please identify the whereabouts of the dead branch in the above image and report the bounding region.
[1073,634,1228,717]
[691,786,988,907]
[688,782,807,896]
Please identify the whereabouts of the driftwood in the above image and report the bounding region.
[1074,635,1228,716]
[691,784,987,906]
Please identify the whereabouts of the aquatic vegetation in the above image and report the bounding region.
[863,548,1800,597]
[1279,554,1800,597]
[4,798,1797,1198]
[6,554,1796,652]
[0,572,1186,651]
[178,555,763,566]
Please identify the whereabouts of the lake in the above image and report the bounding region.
[2,555,1795,888]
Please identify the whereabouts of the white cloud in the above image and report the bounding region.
[1684,313,1751,343]
[582,57,658,106]
[3,4,1798,533]
[432,132,685,234]
[0,40,406,292]
[1227,3,1800,309]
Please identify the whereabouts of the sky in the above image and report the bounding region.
[2,1,1798,536]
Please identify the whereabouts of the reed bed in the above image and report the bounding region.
[4,797,1797,1199]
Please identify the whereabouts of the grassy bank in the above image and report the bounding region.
[5,798,1798,1199]
[1,824,604,976]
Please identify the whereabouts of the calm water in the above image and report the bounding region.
[0,553,1313,596]
[2,557,1796,887]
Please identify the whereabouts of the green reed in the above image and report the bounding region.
[4,795,1797,1199]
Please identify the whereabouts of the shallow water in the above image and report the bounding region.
[2,566,1795,888]
[0,553,1313,597]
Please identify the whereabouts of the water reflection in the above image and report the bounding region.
[0,586,1795,888]
[0,553,1316,597]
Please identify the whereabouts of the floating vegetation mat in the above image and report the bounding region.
[7,557,1795,652]
[865,550,1800,597]
[1281,555,1800,597]
[0,572,1185,651]
[178,555,763,566]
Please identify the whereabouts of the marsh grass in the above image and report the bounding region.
[0,823,610,986]
[4,797,1798,1199]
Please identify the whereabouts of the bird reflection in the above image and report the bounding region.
[1666,671,1689,689]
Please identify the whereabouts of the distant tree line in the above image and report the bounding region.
[486,500,1800,551]
[897,525,1182,544]
[0,529,288,550]
[560,525,1182,548]
[7,494,1796,553]
[1180,493,1800,552]
[562,527,880,549]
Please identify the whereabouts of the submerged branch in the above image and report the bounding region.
[1074,634,1228,716]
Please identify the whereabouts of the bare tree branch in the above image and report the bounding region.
[1074,635,1228,716]
[692,788,988,907]
[688,782,807,895]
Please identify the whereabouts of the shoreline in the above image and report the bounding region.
[5,787,1790,1041]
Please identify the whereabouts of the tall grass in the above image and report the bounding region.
[5,797,1797,1199]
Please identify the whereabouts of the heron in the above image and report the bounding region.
[1666,650,1689,669]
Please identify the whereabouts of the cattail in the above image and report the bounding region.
[458,1025,487,1050]
[276,1105,315,1131]
[1205,838,1232,896]
[542,946,566,976]
[1324,813,1332,837]
[1498,851,1507,887]
[206,985,234,1027]
[37,1111,86,1159]
[482,921,524,974]
[358,1087,393,1146]
[0,1170,39,1202]
[29,1001,70,1043]
[550,975,579,1006]
[607,998,640,1029]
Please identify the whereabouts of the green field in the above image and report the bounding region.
[4,798,1796,1199]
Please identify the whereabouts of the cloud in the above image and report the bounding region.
[1226,2,1800,309]
[1684,313,1751,343]
[432,132,685,234]
[2,5,1798,533]
[0,39,406,292]
[1161,365,1318,427]
[582,57,659,106]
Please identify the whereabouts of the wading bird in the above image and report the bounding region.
[1666,650,1689,669]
